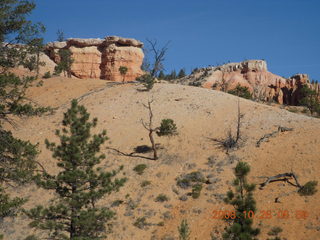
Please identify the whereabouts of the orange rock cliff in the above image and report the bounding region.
[45,36,144,81]
[178,60,320,105]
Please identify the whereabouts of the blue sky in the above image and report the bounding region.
[31,0,320,80]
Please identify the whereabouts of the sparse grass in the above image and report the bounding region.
[268,226,283,236]
[155,194,169,202]
[127,198,138,210]
[191,184,202,199]
[140,180,151,187]
[176,171,206,189]
[133,164,147,175]
[157,221,165,226]
[111,200,124,207]
[298,181,318,196]
[288,107,298,113]
[267,226,283,240]
[43,71,51,79]
[133,217,148,229]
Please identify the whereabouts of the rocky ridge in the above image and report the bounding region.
[176,60,320,105]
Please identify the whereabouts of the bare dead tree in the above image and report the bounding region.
[220,73,228,92]
[146,39,170,78]
[256,126,293,147]
[106,99,159,160]
[105,147,155,160]
[210,99,243,153]
[259,172,318,202]
[259,172,302,189]
[107,99,177,160]
[235,99,243,143]
[141,99,159,160]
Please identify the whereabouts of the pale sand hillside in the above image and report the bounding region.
[2,77,320,240]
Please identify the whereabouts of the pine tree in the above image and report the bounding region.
[299,85,320,115]
[136,73,154,91]
[228,84,252,100]
[223,162,260,240]
[0,0,45,73]
[56,29,65,42]
[23,36,46,77]
[118,66,128,83]
[25,100,126,239]
[0,2,48,235]
[158,70,165,80]
[177,68,186,78]
[54,49,74,78]
[169,70,177,80]
[178,219,191,240]
[0,128,38,239]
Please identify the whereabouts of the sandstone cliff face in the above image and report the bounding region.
[45,36,144,81]
[177,60,318,105]
[69,46,102,79]
[101,43,144,81]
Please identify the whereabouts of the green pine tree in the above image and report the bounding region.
[54,49,74,78]
[0,0,46,73]
[118,66,128,83]
[178,219,191,240]
[299,85,320,115]
[223,162,260,240]
[177,68,186,78]
[158,70,165,80]
[0,127,38,240]
[56,29,65,42]
[23,36,46,78]
[228,84,252,100]
[0,2,49,237]
[136,73,154,91]
[25,100,126,239]
[169,70,177,80]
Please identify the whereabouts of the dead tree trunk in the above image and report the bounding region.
[141,99,159,160]
[259,172,302,189]
[259,172,305,202]
[236,99,242,142]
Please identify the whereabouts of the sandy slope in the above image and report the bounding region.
[2,77,320,240]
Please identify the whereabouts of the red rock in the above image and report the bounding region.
[178,60,318,105]
[45,36,144,81]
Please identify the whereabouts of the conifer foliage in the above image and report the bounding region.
[0,2,48,237]
[25,100,126,239]
[223,162,260,240]
[299,85,320,116]
[54,49,73,78]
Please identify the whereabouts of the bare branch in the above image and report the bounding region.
[141,99,158,159]
[106,147,156,160]
[146,38,170,77]
[140,119,150,131]
[259,172,302,189]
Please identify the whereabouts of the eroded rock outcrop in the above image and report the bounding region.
[177,60,319,105]
[45,36,144,81]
